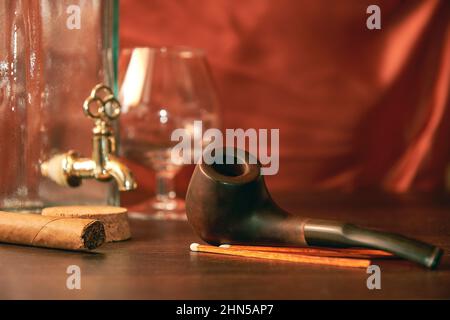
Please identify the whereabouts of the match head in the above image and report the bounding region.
[190,243,200,252]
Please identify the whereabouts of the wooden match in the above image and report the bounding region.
[190,243,371,268]
[219,244,393,259]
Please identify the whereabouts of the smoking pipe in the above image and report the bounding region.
[186,148,443,269]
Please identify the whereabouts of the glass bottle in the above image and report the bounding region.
[0,0,119,212]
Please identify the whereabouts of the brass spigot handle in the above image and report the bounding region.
[83,84,121,123]
[41,84,137,192]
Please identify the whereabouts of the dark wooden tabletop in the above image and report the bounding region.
[0,192,449,299]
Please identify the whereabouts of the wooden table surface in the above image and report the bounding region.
[0,192,449,300]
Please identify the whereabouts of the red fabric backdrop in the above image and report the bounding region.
[120,0,450,206]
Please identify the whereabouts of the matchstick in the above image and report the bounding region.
[190,243,371,268]
[219,244,393,259]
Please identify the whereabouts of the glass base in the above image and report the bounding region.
[128,197,187,221]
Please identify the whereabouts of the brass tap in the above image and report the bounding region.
[41,84,137,191]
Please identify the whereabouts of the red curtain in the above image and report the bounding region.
[120,0,450,205]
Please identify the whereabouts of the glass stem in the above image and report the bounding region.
[155,172,176,202]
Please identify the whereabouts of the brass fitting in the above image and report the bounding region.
[41,84,137,191]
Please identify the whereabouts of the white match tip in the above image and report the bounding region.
[190,243,200,252]
[219,244,231,248]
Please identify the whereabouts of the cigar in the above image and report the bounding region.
[42,206,131,242]
[0,211,105,251]
[190,243,371,268]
